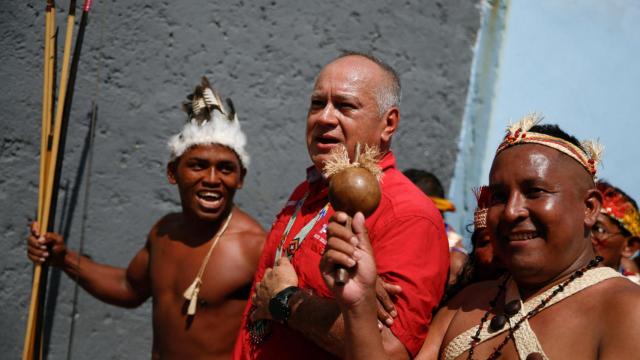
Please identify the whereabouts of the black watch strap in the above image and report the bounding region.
[268,286,300,324]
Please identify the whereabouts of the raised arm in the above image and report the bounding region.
[249,212,407,359]
[320,211,389,360]
[27,221,151,308]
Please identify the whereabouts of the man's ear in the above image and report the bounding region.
[167,160,178,185]
[237,167,247,189]
[380,106,399,144]
[584,188,602,228]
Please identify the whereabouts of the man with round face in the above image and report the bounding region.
[592,181,640,281]
[322,119,640,360]
[27,79,266,359]
[232,52,449,360]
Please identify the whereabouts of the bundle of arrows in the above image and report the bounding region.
[23,1,94,359]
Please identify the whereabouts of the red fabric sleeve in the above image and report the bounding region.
[370,215,450,357]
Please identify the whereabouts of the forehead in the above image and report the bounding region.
[597,212,622,230]
[180,143,241,163]
[313,57,381,95]
[489,144,570,185]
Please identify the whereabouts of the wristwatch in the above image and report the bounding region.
[268,286,300,324]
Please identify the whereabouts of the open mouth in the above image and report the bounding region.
[196,190,223,209]
[315,135,341,148]
[507,231,539,242]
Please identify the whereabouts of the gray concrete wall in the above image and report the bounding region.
[0,1,480,358]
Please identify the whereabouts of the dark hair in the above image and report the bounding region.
[529,124,586,154]
[403,169,445,198]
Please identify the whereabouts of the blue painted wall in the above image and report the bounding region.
[451,0,640,247]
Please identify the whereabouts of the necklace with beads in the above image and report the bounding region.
[466,256,603,360]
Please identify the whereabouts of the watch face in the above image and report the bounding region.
[269,294,290,322]
[269,286,299,323]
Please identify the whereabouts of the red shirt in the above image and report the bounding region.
[233,152,449,359]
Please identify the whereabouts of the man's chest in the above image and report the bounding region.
[445,299,601,360]
[149,238,250,307]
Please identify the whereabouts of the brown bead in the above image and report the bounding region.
[504,300,521,316]
[328,167,381,216]
[489,314,507,332]
[526,352,544,360]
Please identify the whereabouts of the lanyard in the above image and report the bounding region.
[274,191,330,262]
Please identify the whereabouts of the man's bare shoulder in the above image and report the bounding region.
[597,277,640,318]
[229,207,266,240]
[229,206,266,236]
[147,213,182,242]
[591,277,640,357]
[224,207,266,260]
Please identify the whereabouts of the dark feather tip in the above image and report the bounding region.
[225,98,236,121]
[201,76,211,89]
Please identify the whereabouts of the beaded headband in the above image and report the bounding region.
[495,113,603,179]
[168,77,250,168]
[597,182,640,237]
[473,186,491,230]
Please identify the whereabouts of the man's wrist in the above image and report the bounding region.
[62,249,81,274]
[341,290,378,316]
[269,286,300,324]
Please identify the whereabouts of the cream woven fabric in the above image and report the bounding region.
[442,267,621,360]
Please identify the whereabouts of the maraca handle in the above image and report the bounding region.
[335,268,349,285]
[335,217,352,286]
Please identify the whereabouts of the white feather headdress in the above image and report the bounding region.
[168,77,250,168]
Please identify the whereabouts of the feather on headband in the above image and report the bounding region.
[473,186,491,230]
[168,77,249,167]
[496,113,602,179]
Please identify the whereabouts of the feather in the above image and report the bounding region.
[183,278,201,300]
[201,76,224,112]
[472,186,491,208]
[171,76,250,166]
[225,98,237,122]
[507,112,543,134]
[187,287,200,316]
[189,85,211,124]
[202,88,220,109]
[581,139,604,167]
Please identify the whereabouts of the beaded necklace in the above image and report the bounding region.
[250,191,329,344]
[467,256,603,360]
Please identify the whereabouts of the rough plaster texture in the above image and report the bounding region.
[1,1,480,358]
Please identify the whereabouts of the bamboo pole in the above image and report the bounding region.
[24,0,56,356]
[22,0,75,358]
[38,3,51,223]
[24,0,95,357]
[49,0,86,223]
[37,3,79,356]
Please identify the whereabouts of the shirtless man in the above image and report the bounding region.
[27,78,265,359]
[322,115,640,359]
